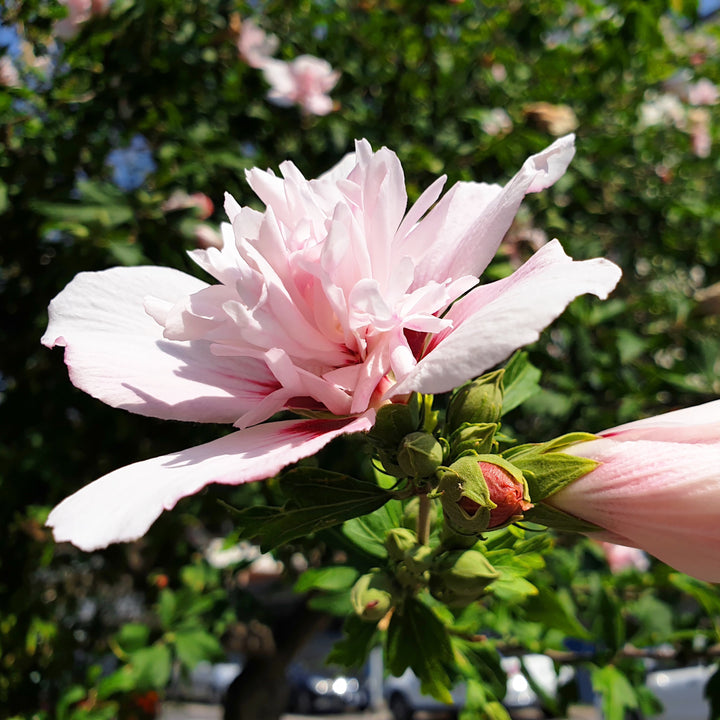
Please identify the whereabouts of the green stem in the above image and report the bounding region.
[417,492,431,546]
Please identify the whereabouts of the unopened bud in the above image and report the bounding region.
[429,549,499,607]
[384,528,418,562]
[397,432,443,478]
[351,571,395,622]
[395,543,433,590]
[478,459,532,529]
[437,456,493,535]
[449,422,498,457]
[446,370,504,432]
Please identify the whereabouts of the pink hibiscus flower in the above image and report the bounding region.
[548,400,720,582]
[262,55,340,116]
[43,136,621,550]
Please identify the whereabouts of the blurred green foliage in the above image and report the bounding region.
[2,0,720,718]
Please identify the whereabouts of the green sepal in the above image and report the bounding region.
[512,452,599,502]
[449,422,499,458]
[523,503,602,533]
[437,456,493,535]
[502,433,598,501]
[367,396,421,451]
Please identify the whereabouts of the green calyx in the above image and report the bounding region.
[448,422,499,457]
[437,455,494,535]
[503,432,600,502]
[429,549,499,608]
[446,370,504,433]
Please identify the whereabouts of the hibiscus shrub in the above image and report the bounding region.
[2,1,720,719]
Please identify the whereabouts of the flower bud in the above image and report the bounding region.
[449,422,498,457]
[384,528,418,563]
[437,456,493,535]
[429,549,499,607]
[350,570,396,622]
[395,543,433,590]
[478,459,532,529]
[367,401,421,475]
[397,432,443,478]
[446,370,504,432]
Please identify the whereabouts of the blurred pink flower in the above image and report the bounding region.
[688,108,712,158]
[547,400,720,582]
[237,18,278,69]
[262,55,340,116]
[42,135,620,550]
[597,542,650,574]
[193,222,223,249]
[688,78,719,106]
[55,0,110,39]
[0,56,20,88]
[162,190,214,219]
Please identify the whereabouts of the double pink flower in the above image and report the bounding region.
[43,136,621,551]
[550,400,720,582]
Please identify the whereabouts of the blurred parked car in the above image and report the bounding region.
[285,632,371,714]
[286,661,370,714]
[167,660,243,703]
[383,653,562,720]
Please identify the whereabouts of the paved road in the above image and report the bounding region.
[159,701,601,720]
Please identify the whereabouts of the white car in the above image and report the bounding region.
[383,653,561,720]
[643,664,715,720]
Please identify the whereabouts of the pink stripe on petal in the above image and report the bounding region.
[47,414,375,551]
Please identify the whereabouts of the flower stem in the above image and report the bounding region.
[417,492,431,545]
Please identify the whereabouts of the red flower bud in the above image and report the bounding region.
[478,461,532,528]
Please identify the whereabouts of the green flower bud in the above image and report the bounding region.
[446,370,504,432]
[437,456,494,536]
[367,401,422,475]
[384,528,418,563]
[397,432,443,478]
[429,549,499,607]
[351,571,396,622]
[395,543,434,590]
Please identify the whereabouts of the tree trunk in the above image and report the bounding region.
[223,601,330,720]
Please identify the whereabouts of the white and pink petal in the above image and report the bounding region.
[47,414,375,551]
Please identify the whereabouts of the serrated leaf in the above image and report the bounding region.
[327,614,379,669]
[501,351,542,415]
[386,597,455,704]
[342,499,404,558]
[294,566,359,593]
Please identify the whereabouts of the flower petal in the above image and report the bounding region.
[42,266,278,423]
[600,399,720,443]
[410,135,576,288]
[391,240,621,396]
[552,438,720,582]
[47,414,374,551]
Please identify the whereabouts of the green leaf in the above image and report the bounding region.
[128,643,173,688]
[523,585,589,639]
[115,622,150,652]
[229,470,392,550]
[173,629,224,669]
[386,597,455,704]
[501,351,542,415]
[327,614,379,669]
[156,589,177,628]
[342,499,404,558]
[294,566,359,593]
[591,665,638,720]
[96,666,137,699]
